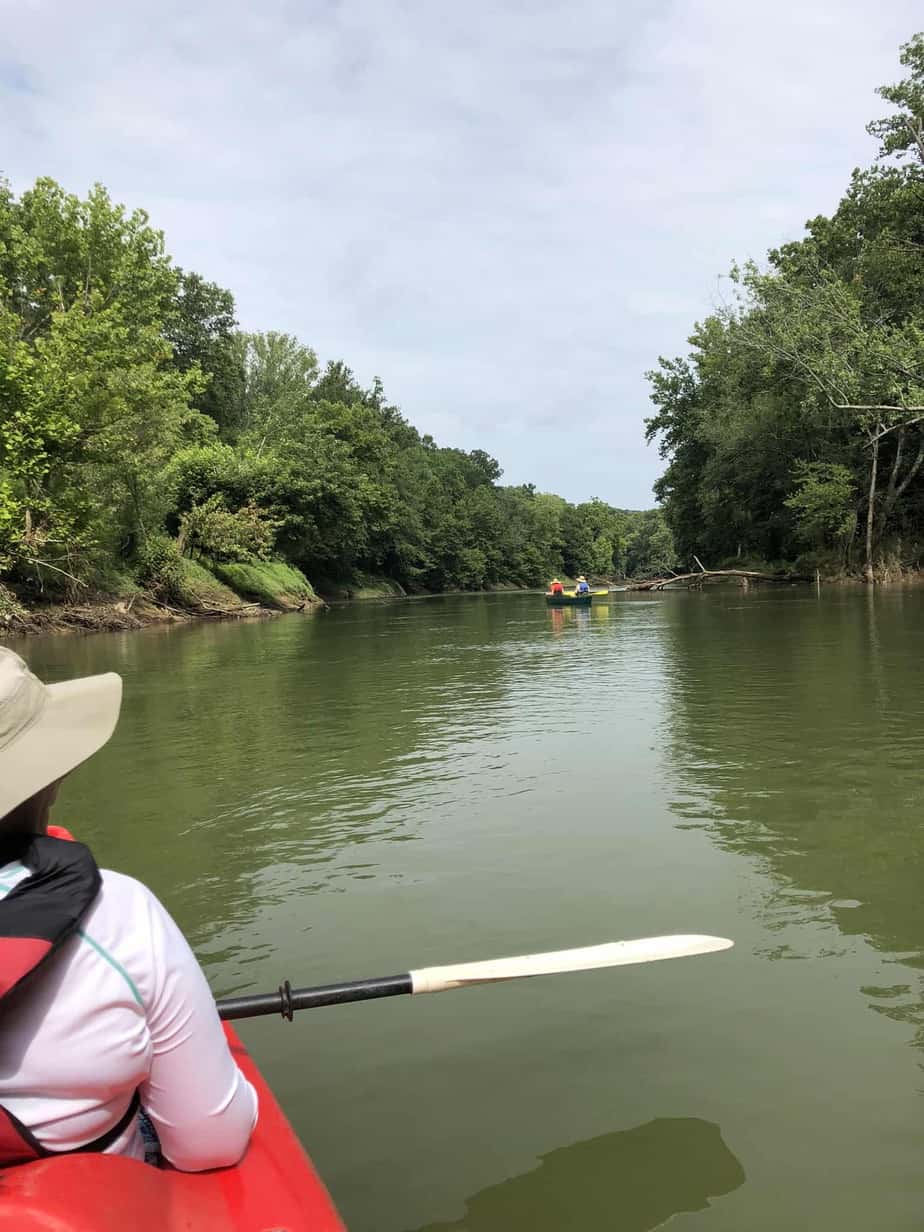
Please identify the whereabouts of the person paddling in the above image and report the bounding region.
[0,647,257,1171]
[574,575,590,595]
[549,578,564,595]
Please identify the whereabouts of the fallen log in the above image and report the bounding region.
[624,568,813,591]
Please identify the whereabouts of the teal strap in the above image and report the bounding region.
[76,930,143,1007]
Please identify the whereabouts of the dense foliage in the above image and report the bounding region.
[647,34,924,580]
[0,179,671,603]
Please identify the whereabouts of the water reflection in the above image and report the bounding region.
[413,1118,744,1232]
[659,588,924,1039]
[12,590,924,1231]
[13,595,630,987]
[546,603,612,637]
[18,604,517,900]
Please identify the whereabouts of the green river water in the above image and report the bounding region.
[7,588,924,1230]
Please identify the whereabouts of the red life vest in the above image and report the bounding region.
[0,833,139,1165]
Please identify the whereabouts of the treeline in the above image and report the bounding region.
[647,33,924,581]
[0,178,672,610]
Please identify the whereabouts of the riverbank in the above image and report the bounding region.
[0,593,284,639]
[0,569,543,640]
[0,557,324,640]
[8,563,915,642]
[317,580,533,602]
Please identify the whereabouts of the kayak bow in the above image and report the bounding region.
[0,1024,346,1232]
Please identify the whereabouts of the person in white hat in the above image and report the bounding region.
[0,647,257,1169]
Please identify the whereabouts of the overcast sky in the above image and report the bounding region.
[2,1,922,506]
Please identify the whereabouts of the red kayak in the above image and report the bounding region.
[0,1024,346,1231]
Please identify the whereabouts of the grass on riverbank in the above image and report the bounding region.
[210,560,319,609]
[0,555,325,641]
[316,574,407,600]
[171,558,245,611]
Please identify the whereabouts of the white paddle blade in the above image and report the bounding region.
[409,934,733,995]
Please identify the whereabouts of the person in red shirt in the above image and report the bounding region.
[549,578,564,595]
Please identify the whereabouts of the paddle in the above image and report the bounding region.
[216,934,733,1022]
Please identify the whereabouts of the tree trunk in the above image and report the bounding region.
[865,429,880,585]
[885,426,905,506]
[880,429,924,529]
[843,514,857,570]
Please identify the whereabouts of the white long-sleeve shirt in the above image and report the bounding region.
[0,860,257,1171]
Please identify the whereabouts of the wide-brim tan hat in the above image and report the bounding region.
[0,647,122,818]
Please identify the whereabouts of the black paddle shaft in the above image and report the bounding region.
[217,973,413,1021]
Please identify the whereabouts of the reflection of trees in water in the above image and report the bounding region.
[36,597,587,961]
[413,1117,744,1232]
[659,590,924,1039]
[48,601,514,935]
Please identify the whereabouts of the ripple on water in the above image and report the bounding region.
[28,589,924,1232]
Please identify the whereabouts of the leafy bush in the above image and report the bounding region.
[177,494,277,562]
[0,581,27,623]
[134,534,184,597]
[785,462,857,548]
[163,443,254,514]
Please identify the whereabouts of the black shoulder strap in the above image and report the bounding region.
[0,835,101,1002]
[0,835,136,1164]
[0,1091,141,1163]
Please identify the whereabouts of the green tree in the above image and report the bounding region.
[867,33,924,164]
[625,509,677,577]
[166,271,244,437]
[0,176,654,605]
[784,462,857,557]
[644,35,924,581]
[0,180,207,592]
[235,331,319,450]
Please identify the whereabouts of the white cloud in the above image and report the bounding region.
[1,0,921,503]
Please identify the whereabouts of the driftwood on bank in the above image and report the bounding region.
[624,568,813,592]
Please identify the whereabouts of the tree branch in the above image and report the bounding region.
[905,114,924,165]
[886,427,905,504]
[893,432,924,502]
[25,558,87,588]
[851,411,924,441]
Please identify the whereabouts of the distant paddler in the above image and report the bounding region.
[549,578,565,595]
[574,575,590,595]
